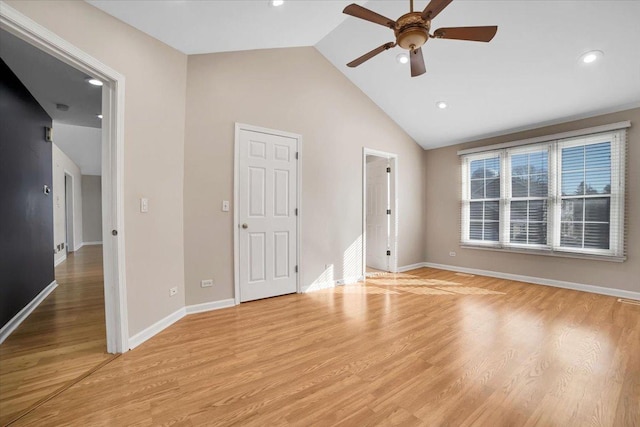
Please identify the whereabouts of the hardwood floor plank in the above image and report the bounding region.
[0,246,109,426]
[6,267,639,426]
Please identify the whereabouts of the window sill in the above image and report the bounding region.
[459,243,626,263]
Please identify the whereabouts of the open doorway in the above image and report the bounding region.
[363,148,398,277]
[1,1,127,352]
[0,4,127,423]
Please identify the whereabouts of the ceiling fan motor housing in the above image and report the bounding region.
[395,13,431,50]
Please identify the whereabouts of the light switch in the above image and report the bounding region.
[140,198,149,213]
[222,200,230,212]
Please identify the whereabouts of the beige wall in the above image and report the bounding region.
[52,143,83,262]
[7,1,188,335]
[184,47,426,305]
[81,175,102,243]
[424,108,640,293]
[11,0,633,341]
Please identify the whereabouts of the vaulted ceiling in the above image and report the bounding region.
[88,0,640,149]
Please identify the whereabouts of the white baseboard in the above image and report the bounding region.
[424,262,640,300]
[128,307,185,350]
[303,281,334,293]
[54,254,67,267]
[74,242,83,251]
[303,276,363,293]
[82,241,103,246]
[343,275,364,285]
[185,299,236,314]
[396,262,427,273]
[0,280,58,344]
[128,298,237,350]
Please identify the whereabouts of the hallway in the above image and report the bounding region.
[0,245,113,425]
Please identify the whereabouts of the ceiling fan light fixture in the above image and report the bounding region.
[395,13,430,50]
[396,53,409,64]
[270,0,284,7]
[580,50,603,64]
[436,101,448,109]
[342,1,497,78]
[397,30,428,50]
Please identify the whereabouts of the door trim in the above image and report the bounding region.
[233,123,302,305]
[1,2,129,353]
[63,170,75,252]
[363,148,398,275]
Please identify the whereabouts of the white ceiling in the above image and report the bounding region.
[87,0,364,55]
[88,0,640,149]
[53,122,102,176]
[0,29,103,129]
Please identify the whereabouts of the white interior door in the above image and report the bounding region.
[238,129,297,302]
[366,157,389,271]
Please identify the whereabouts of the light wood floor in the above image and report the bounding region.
[0,245,112,426]
[365,266,387,275]
[7,267,640,426]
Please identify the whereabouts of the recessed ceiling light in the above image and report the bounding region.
[580,50,603,64]
[97,114,103,119]
[436,101,448,109]
[396,53,409,64]
[270,0,284,6]
[86,78,103,86]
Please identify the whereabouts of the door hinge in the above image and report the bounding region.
[386,167,391,173]
[295,265,298,273]
[386,250,391,256]
[295,208,298,216]
[386,209,391,215]
[295,152,299,160]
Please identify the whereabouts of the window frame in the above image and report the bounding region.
[503,144,552,251]
[461,150,503,247]
[460,129,625,261]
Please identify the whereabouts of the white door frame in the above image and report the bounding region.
[233,123,302,305]
[363,148,398,275]
[1,2,128,353]
[63,171,74,252]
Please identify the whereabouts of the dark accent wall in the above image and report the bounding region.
[0,58,54,328]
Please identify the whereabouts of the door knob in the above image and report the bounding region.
[242,223,248,229]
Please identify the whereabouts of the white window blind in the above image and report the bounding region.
[460,128,626,260]
[468,155,500,242]
[506,146,549,247]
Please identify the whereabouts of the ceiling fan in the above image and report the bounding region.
[343,0,498,77]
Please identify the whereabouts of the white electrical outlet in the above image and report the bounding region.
[449,251,457,257]
[201,279,213,288]
[140,197,149,213]
[169,286,178,296]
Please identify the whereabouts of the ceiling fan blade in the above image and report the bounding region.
[343,4,396,28]
[433,26,498,42]
[347,42,396,68]
[410,47,426,77]
[421,0,453,20]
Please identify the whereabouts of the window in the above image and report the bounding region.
[461,129,625,259]
[508,148,549,246]
[469,155,500,242]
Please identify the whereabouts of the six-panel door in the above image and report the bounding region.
[238,129,297,302]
